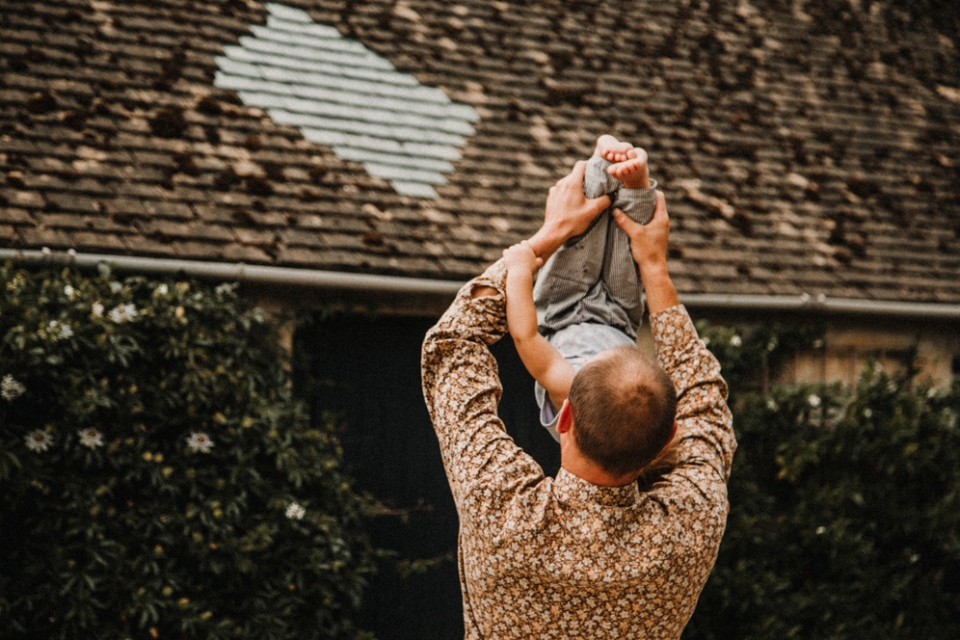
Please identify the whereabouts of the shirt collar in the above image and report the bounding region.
[553,467,640,507]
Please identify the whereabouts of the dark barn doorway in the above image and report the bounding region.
[295,313,561,640]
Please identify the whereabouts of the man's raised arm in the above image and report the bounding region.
[422,162,610,505]
[613,195,736,485]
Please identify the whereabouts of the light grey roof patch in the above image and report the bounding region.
[221,45,423,86]
[300,130,463,161]
[214,3,477,199]
[264,2,312,23]
[236,36,394,71]
[332,147,455,174]
[364,163,447,185]
[250,24,371,55]
[265,16,343,39]
[390,182,440,199]
[274,110,467,146]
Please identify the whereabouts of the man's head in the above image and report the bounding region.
[564,346,677,480]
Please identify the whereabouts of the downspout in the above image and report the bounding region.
[3,249,960,321]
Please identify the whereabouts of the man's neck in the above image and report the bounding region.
[560,437,637,487]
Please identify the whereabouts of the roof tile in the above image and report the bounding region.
[120,234,179,257]
[142,200,195,220]
[69,230,127,251]
[220,242,275,263]
[19,226,73,248]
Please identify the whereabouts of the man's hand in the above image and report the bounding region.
[612,191,679,314]
[612,191,669,270]
[526,161,611,261]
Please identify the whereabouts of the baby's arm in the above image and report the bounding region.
[503,243,575,409]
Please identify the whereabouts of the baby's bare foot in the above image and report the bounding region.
[594,134,634,164]
[608,147,650,189]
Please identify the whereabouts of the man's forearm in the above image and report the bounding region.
[649,305,735,483]
[526,223,570,262]
[640,261,680,315]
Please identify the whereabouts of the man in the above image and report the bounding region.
[421,160,735,639]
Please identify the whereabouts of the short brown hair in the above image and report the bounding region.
[568,346,677,478]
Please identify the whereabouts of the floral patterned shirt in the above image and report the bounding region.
[422,260,735,639]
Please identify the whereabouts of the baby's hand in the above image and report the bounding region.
[503,241,542,273]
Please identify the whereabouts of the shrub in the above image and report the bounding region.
[0,263,374,640]
[685,324,960,640]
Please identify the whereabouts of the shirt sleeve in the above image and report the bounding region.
[421,259,546,519]
[648,305,736,503]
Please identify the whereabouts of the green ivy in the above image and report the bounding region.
[0,263,374,640]
[685,322,960,640]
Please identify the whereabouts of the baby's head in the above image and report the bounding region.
[568,346,677,479]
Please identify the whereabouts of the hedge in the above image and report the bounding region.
[685,322,960,639]
[0,263,374,640]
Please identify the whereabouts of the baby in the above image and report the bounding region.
[504,135,662,445]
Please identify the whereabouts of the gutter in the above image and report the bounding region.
[679,293,960,320]
[0,248,458,297]
[3,249,960,321]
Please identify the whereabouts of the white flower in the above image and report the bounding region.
[91,302,104,317]
[766,399,779,411]
[815,526,826,535]
[2,375,26,401]
[186,432,214,454]
[156,284,169,296]
[6,274,25,291]
[108,303,138,323]
[48,320,73,340]
[807,394,822,408]
[78,427,104,449]
[863,408,873,419]
[285,503,306,520]
[730,335,742,347]
[109,282,123,293]
[25,429,54,453]
[63,285,76,298]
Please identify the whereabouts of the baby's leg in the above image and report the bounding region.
[610,148,657,225]
[536,135,644,336]
[602,147,658,335]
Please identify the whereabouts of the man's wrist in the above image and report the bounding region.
[639,262,679,315]
[526,224,567,261]
[638,258,670,280]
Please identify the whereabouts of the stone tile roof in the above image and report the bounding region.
[1,0,959,304]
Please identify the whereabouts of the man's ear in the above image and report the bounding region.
[557,399,573,435]
[669,419,678,443]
